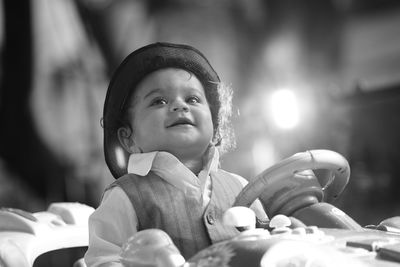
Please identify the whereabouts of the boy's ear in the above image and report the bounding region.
[117,127,140,154]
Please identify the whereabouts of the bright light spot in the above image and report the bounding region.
[268,89,300,129]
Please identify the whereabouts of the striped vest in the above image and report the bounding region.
[108,169,245,259]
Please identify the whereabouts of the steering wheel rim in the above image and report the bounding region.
[233,150,350,214]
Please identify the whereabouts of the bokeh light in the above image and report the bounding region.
[267,89,300,130]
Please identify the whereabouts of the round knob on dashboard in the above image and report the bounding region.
[269,214,292,234]
[269,214,291,228]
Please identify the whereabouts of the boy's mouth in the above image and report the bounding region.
[167,118,194,128]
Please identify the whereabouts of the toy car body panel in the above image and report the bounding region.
[0,202,93,266]
[186,226,400,267]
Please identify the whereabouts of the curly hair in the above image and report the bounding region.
[212,82,235,154]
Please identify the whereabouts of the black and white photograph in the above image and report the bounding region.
[1,1,400,266]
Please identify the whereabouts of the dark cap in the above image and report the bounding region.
[103,42,221,178]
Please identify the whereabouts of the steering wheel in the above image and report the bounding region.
[234,150,350,217]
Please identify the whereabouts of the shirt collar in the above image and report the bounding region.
[127,151,157,176]
[126,146,219,197]
[127,146,219,176]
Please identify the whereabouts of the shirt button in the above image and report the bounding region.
[206,212,215,225]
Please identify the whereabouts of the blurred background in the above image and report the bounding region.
[1,0,400,228]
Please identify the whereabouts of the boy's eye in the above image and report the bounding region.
[150,97,167,106]
[186,96,201,104]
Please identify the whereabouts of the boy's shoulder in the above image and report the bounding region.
[106,173,142,189]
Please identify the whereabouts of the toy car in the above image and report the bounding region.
[1,150,400,267]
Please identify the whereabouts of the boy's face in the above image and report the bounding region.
[121,68,214,161]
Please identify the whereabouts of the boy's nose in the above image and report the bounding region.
[170,100,189,112]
